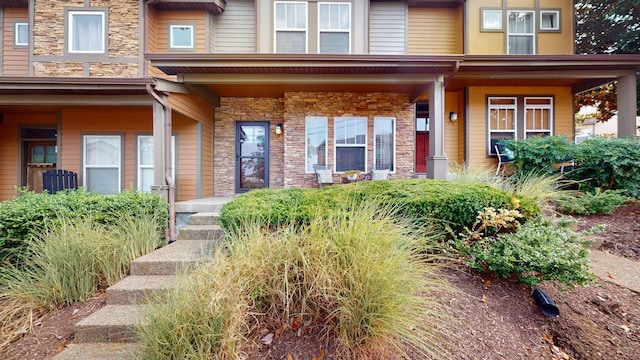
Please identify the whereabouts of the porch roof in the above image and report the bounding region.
[0,77,153,96]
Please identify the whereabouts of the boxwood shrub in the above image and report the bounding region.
[220,179,538,234]
[0,188,169,264]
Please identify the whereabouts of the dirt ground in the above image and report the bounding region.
[1,202,639,360]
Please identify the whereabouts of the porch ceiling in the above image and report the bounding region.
[0,77,153,96]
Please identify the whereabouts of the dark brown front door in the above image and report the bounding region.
[415,131,429,174]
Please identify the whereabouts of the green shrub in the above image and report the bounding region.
[220,179,536,234]
[456,210,594,288]
[0,212,164,348]
[502,135,575,175]
[556,189,631,215]
[566,136,640,197]
[0,188,169,264]
[139,201,453,359]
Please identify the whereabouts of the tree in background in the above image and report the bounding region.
[574,0,640,120]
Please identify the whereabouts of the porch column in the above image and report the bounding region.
[617,72,638,137]
[427,75,448,179]
[152,100,168,200]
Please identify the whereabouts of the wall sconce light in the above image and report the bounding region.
[275,123,283,135]
[449,112,458,122]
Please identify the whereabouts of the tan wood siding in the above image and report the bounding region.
[467,86,574,170]
[212,0,255,53]
[153,10,207,52]
[58,107,152,191]
[408,7,462,54]
[444,91,461,165]
[2,8,29,75]
[369,2,406,55]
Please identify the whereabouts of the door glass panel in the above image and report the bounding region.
[238,124,268,191]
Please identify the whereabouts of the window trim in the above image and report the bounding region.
[481,9,503,31]
[305,116,328,174]
[333,116,367,173]
[539,10,561,32]
[317,2,352,54]
[506,10,535,55]
[136,135,176,193]
[83,134,122,194]
[14,22,28,47]
[67,10,106,54]
[274,1,308,53]
[373,117,396,172]
[169,24,195,49]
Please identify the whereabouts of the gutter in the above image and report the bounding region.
[146,83,176,243]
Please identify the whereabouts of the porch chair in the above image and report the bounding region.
[370,168,390,181]
[494,144,515,176]
[42,169,78,194]
[315,167,339,189]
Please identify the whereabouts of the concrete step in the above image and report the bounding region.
[176,224,223,241]
[52,343,141,360]
[74,305,143,343]
[188,212,220,225]
[174,197,234,214]
[106,275,177,305]
[130,240,216,276]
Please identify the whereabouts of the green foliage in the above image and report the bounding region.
[139,201,453,359]
[501,136,575,175]
[556,190,631,215]
[456,211,595,289]
[0,188,169,264]
[0,212,164,348]
[567,136,640,197]
[220,179,536,235]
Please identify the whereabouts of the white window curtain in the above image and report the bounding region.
[508,11,534,54]
[374,117,395,171]
[69,11,104,53]
[84,135,121,194]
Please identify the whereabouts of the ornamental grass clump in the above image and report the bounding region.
[0,212,164,349]
[138,200,453,359]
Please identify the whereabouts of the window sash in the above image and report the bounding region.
[15,22,28,46]
[507,11,534,54]
[305,117,328,173]
[540,11,560,30]
[318,2,350,54]
[137,135,176,193]
[275,1,307,53]
[488,98,517,155]
[68,11,105,53]
[83,135,121,194]
[524,97,553,137]
[482,9,502,30]
[170,25,194,48]
[374,117,395,172]
[334,117,367,172]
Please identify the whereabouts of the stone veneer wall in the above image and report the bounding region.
[213,97,285,196]
[32,0,140,77]
[212,92,414,196]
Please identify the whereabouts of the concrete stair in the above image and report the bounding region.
[53,211,223,360]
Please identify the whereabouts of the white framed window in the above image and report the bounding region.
[334,116,367,173]
[318,2,351,54]
[137,135,176,193]
[68,11,106,53]
[507,11,534,54]
[481,9,502,31]
[275,1,307,53]
[540,10,560,31]
[374,117,395,172]
[83,135,121,194]
[524,97,553,138]
[305,117,328,173]
[488,97,517,155]
[169,25,194,49]
[14,22,28,46]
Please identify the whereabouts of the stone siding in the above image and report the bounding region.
[212,92,414,196]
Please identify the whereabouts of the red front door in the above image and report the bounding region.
[415,131,429,174]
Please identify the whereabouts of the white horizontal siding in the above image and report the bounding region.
[369,2,406,55]
[212,0,256,53]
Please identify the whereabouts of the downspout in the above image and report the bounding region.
[146,83,176,243]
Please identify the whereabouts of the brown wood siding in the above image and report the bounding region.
[0,112,58,200]
[58,107,152,191]
[153,10,207,52]
[408,7,462,54]
[172,113,198,201]
[2,8,29,75]
[168,93,213,123]
[467,86,574,170]
[200,109,213,198]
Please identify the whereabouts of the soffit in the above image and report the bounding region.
[0,0,27,7]
[0,77,153,96]
[149,0,226,14]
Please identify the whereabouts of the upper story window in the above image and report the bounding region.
[68,11,106,53]
[540,10,560,31]
[481,9,502,31]
[507,11,534,54]
[275,1,307,53]
[170,25,194,49]
[318,2,351,54]
[14,22,28,46]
